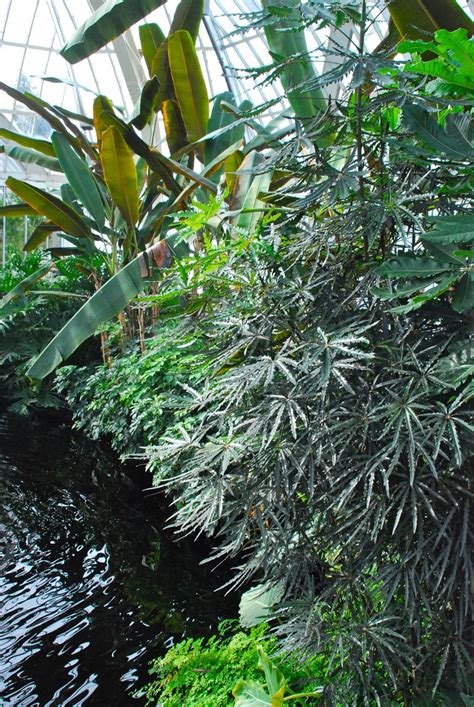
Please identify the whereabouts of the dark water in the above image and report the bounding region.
[0,412,235,705]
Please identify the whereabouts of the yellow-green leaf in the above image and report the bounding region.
[0,128,55,157]
[6,177,91,239]
[139,23,166,76]
[100,126,139,228]
[168,30,209,162]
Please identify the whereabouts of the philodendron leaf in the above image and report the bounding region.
[233,679,282,707]
[100,126,139,228]
[27,240,170,380]
[232,680,285,707]
[257,647,286,697]
[6,177,91,239]
[60,0,168,64]
[51,132,106,229]
[168,30,209,162]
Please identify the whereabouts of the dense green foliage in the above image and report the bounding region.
[0,250,92,412]
[141,622,326,706]
[0,1,472,704]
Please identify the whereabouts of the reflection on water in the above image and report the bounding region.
[0,413,234,705]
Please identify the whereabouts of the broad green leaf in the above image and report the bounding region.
[405,58,474,91]
[452,273,474,313]
[60,0,168,64]
[150,0,203,105]
[240,581,285,628]
[6,177,91,239]
[0,128,55,157]
[139,23,166,76]
[262,0,326,120]
[384,0,474,40]
[27,240,169,379]
[129,76,161,130]
[100,126,139,228]
[4,145,62,172]
[0,203,36,217]
[51,132,106,229]
[0,264,52,307]
[24,223,59,252]
[168,30,209,162]
[233,679,282,707]
[225,150,244,193]
[435,28,474,75]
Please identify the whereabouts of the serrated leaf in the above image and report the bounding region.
[452,273,474,313]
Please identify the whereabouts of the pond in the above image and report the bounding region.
[0,412,235,705]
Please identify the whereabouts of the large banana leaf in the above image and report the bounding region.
[0,264,53,307]
[168,30,209,162]
[60,0,168,64]
[0,82,81,152]
[0,203,37,217]
[2,145,62,171]
[0,129,55,157]
[162,98,188,155]
[51,132,106,229]
[384,0,474,40]
[27,241,169,380]
[151,0,204,105]
[129,76,161,130]
[6,177,91,239]
[139,23,166,76]
[24,223,59,252]
[100,126,139,228]
[169,0,203,41]
[261,0,326,120]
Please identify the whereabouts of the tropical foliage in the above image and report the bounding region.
[0,0,472,704]
[141,622,326,706]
